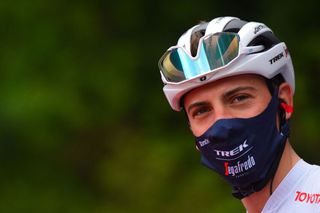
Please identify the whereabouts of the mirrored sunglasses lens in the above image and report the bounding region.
[160,33,239,83]
[203,33,239,70]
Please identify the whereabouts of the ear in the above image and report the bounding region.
[278,83,294,119]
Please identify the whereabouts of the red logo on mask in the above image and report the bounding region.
[224,162,229,176]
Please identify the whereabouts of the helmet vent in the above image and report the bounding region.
[190,29,206,56]
[223,19,247,33]
[247,31,281,51]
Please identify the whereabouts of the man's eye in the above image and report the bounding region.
[231,95,250,103]
[192,107,211,117]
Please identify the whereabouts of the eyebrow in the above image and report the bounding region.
[187,101,210,114]
[224,86,257,97]
[186,86,257,114]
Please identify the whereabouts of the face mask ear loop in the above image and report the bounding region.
[269,98,290,197]
[267,91,286,197]
[278,100,288,132]
[269,174,275,195]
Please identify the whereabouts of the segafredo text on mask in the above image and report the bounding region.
[224,155,256,176]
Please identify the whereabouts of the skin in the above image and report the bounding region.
[183,74,300,213]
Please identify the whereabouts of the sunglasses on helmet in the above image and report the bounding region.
[158,32,264,84]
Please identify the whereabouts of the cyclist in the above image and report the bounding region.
[158,17,320,212]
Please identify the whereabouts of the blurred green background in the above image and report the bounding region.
[0,0,319,212]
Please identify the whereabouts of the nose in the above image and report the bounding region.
[211,106,232,125]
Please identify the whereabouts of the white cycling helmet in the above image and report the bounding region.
[158,16,295,111]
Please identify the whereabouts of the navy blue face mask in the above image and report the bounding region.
[195,90,290,199]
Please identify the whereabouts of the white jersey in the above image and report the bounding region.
[262,159,320,212]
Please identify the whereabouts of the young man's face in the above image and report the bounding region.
[184,74,272,137]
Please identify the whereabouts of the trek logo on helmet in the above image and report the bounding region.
[269,52,284,64]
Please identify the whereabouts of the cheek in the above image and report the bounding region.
[190,125,203,137]
[189,119,213,137]
[242,104,266,118]
[240,93,272,118]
